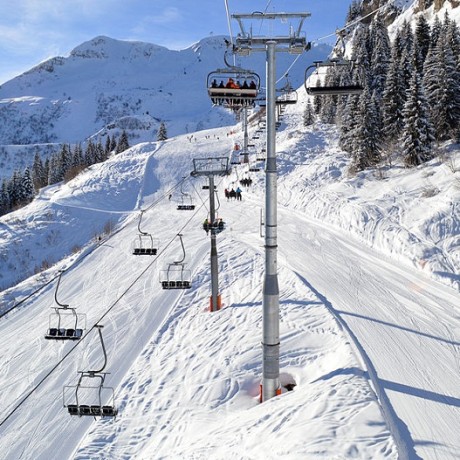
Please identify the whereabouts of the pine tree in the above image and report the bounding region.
[116,130,130,153]
[382,38,406,144]
[369,13,391,96]
[401,71,434,167]
[20,167,35,205]
[415,14,431,66]
[157,122,168,141]
[32,151,47,191]
[104,136,112,157]
[339,95,360,153]
[351,88,380,171]
[85,139,96,165]
[72,143,84,168]
[0,180,10,216]
[8,170,21,208]
[303,100,315,126]
[423,27,460,141]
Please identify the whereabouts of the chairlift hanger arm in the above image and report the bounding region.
[87,325,108,375]
[174,234,186,265]
[55,271,69,308]
[137,210,148,235]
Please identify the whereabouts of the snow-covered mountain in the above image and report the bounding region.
[0,35,330,181]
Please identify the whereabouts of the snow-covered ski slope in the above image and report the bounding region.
[0,88,459,459]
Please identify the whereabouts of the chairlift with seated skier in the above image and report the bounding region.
[45,271,86,341]
[207,50,260,109]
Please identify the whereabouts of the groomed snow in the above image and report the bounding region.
[0,85,459,459]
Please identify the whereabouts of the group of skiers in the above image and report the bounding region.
[224,187,242,201]
[211,78,257,90]
[203,218,225,235]
[239,177,252,187]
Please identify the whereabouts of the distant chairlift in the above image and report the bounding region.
[132,210,159,255]
[45,271,86,341]
[160,234,192,289]
[177,181,196,211]
[276,76,298,105]
[64,325,117,418]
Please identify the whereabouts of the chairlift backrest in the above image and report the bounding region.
[305,59,364,96]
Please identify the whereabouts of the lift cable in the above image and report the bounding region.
[0,196,208,429]
[0,176,190,321]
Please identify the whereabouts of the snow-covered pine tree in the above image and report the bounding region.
[382,35,406,145]
[0,180,10,216]
[415,14,431,66]
[116,130,130,153]
[339,94,360,153]
[303,100,315,126]
[423,15,460,141]
[32,151,47,191]
[85,139,96,164]
[20,167,35,205]
[157,122,168,141]
[351,87,381,171]
[401,70,434,167]
[369,13,391,96]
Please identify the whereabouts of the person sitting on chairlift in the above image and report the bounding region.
[226,78,240,89]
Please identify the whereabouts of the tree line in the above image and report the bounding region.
[0,131,129,216]
[304,10,460,171]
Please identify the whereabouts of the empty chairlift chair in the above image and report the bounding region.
[304,30,364,97]
[132,210,159,255]
[276,76,298,105]
[64,325,118,418]
[160,234,192,289]
[45,271,86,341]
[177,181,196,211]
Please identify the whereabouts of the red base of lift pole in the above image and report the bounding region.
[259,384,282,403]
[209,294,222,312]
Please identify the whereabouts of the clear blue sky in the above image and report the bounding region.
[0,0,351,85]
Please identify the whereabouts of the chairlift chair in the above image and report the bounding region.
[276,77,298,105]
[207,66,260,108]
[305,58,365,96]
[132,210,159,255]
[64,325,117,418]
[160,234,192,289]
[45,271,86,341]
[203,218,225,234]
[177,182,196,211]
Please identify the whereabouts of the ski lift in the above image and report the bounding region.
[45,271,86,341]
[64,325,117,418]
[304,29,364,96]
[132,210,159,255]
[160,234,192,289]
[203,218,225,234]
[276,76,298,105]
[207,52,260,108]
[177,181,196,211]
